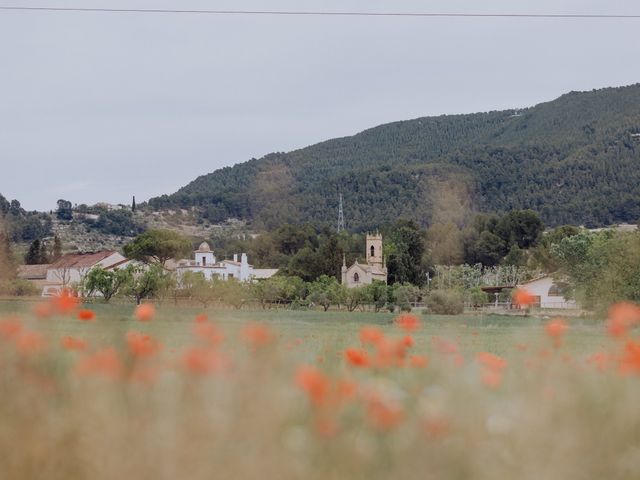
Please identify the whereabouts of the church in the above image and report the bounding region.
[341,233,388,288]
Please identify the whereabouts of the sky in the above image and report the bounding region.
[0,0,639,211]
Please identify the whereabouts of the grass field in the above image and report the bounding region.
[1,298,638,479]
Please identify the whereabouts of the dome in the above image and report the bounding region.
[196,241,212,252]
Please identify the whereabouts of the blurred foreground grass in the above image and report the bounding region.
[0,299,637,480]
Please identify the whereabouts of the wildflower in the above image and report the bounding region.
[0,318,22,340]
[366,396,404,430]
[195,313,208,323]
[76,347,123,380]
[61,336,87,352]
[194,323,224,347]
[182,346,229,375]
[619,340,640,375]
[395,314,420,332]
[240,323,274,347]
[481,369,503,388]
[33,302,54,319]
[410,354,429,368]
[135,303,156,322]
[15,330,46,355]
[296,366,330,407]
[607,302,640,338]
[476,352,508,371]
[401,335,414,348]
[53,288,80,314]
[126,331,161,358]
[77,309,96,322]
[587,351,611,371]
[513,288,535,307]
[545,318,569,348]
[359,326,385,345]
[345,347,370,367]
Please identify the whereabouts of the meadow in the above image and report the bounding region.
[0,297,639,480]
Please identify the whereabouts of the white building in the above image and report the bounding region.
[176,242,276,282]
[517,275,578,309]
[43,251,127,296]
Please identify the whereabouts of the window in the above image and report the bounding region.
[228,273,234,279]
[353,272,359,283]
[202,256,206,266]
[548,284,562,296]
[370,245,375,257]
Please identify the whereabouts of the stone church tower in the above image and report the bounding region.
[341,232,388,288]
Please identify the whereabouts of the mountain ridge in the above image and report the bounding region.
[150,83,640,230]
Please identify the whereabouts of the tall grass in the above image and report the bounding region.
[1,299,639,480]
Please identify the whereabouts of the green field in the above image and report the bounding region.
[0,298,607,357]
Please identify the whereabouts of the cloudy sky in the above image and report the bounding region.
[1,0,639,211]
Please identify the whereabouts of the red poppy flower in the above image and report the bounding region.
[135,303,156,322]
[77,309,96,322]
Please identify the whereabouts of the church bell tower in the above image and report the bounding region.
[366,233,384,269]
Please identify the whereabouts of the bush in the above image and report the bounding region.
[426,289,464,315]
[0,279,40,297]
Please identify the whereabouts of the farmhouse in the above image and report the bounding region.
[342,233,388,288]
[176,242,277,282]
[42,251,127,296]
[517,275,578,309]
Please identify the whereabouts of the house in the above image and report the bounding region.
[17,264,52,292]
[341,233,388,288]
[517,275,578,309]
[43,251,127,296]
[176,242,277,282]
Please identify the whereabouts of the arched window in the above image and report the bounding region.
[370,245,375,257]
[353,273,360,283]
[548,284,561,296]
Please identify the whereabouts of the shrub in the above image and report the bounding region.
[426,289,464,315]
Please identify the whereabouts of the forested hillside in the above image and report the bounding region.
[150,84,640,229]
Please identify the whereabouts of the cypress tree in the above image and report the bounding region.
[25,239,41,265]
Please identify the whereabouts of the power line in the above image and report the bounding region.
[0,6,639,19]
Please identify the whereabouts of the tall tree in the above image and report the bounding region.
[124,229,192,266]
[56,199,73,221]
[25,239,43,265]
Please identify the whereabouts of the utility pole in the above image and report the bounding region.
[337,193,345,232]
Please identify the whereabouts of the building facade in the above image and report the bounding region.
[341,233,388,288]
[517,275,578,309]
[176,242,277,282]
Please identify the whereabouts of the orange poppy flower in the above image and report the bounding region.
[345,347,370,367]
[61,336,87,352]
[182,346,229,375]
[33,302,54,319]
[395,314,420,332]
[476,352,508,371]
[77,309,96,322]
[15,330,47,355]
[195,313,208,323]
[481,369,503,388]
[53,288,80,314]
[135,303,156,322]
[366,396,404,430]
[76,347,123,380]
[194,323,224,347]
[0,318,23,340]
[545,318,569,347]
[126,331,161,358]
[240,323,274,347]
[513,288,535,307]
[619,340,640,375]
[295,366,330,407]
[359,326,385,345]
[607,302,640,338]
[410,354,429,368]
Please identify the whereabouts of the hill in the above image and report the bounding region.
[149,84,639,230]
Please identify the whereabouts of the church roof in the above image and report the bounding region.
[196,241,212,253]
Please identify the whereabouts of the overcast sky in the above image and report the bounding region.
[1,0,639,211]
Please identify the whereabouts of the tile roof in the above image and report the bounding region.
[49,251,117,270]
[17,264,50,279]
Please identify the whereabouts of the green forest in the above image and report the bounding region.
[149,84,640,229]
